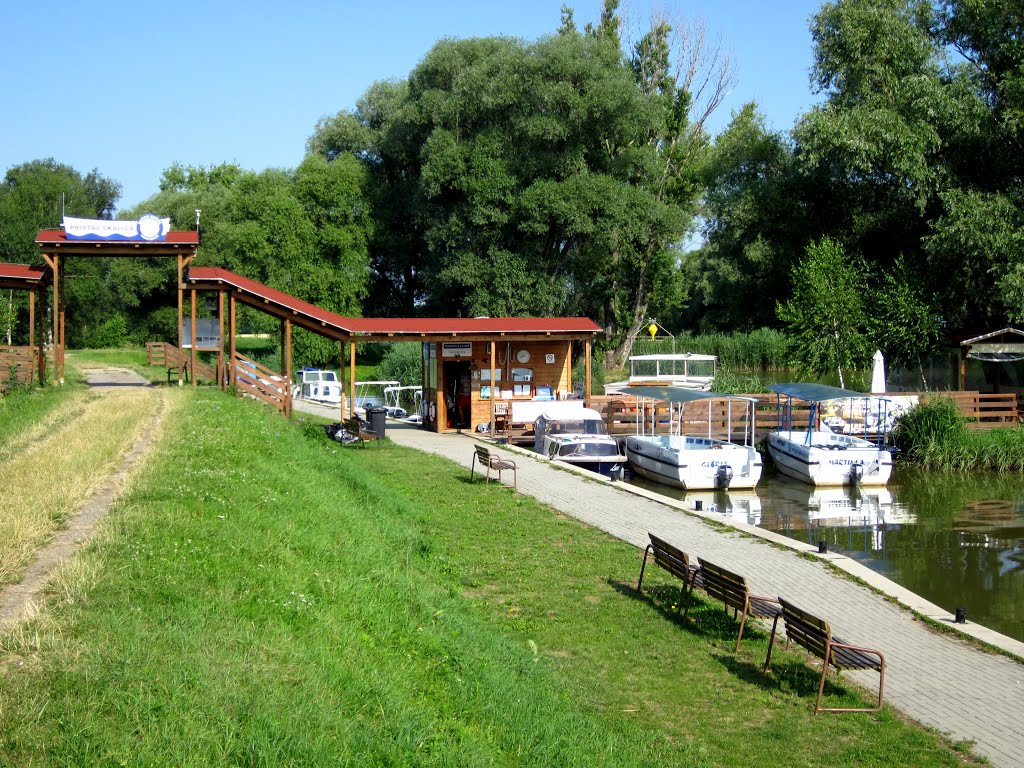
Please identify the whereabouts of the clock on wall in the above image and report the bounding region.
[516,349,531,364]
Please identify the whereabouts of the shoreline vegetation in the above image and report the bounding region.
[0,380,977,766]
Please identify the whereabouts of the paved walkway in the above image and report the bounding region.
[362,420,1024,768]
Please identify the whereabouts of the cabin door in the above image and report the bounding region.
[443,360,472,430]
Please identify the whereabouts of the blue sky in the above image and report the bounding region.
[1,0,825,213]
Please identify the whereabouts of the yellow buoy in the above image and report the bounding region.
[648,322,658,339]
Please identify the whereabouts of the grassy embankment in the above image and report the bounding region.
[0,375,159,589]
[0,386,976,766]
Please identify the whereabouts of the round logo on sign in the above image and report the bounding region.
[138,213,163,241]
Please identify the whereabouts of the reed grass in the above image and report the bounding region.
[894,397,1024,472]
[634,328,791,370]
[0,389,973,766]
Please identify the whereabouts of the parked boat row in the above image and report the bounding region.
[534,380,895,492]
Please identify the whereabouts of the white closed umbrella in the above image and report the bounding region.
[870,349,886,393]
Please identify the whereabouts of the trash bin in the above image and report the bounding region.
[367,406,387,439]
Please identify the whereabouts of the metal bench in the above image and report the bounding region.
[763,597,885,714]
[470,444,517,488]
[636,533,704,613]
[691,558,783,652]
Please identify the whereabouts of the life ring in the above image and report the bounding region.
[428,402,436,422]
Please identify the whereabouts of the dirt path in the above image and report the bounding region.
[0,367,168,632]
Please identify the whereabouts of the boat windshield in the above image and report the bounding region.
[549,419,607,435]
[559,442,618,457]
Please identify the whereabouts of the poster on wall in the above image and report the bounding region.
[441,342,472,358]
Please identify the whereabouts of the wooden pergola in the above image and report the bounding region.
[0,263,48,385]
[960,327,1024,392]
[35,229,199,385]
[186,266,600,430]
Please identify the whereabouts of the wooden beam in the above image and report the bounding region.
[190,287,197,387]
[350,342,357,420]
[229,293,237,387]
[58,258,66,384]
[218,290,225,390]
[490,341,496,436]
[177,255,185,386]
[585,337,592,399]
[284,318,293,417]
[49,253,59,385]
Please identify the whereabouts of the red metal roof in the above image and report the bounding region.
[0,263,45,281]
[35,229,199,245]
[188,266,601,337]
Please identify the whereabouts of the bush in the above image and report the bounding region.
[86,313,129,349]
[892,397,966,461]
[376,342,422,385]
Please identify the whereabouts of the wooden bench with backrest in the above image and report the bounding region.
[690,557,783,652]
[343,416,379,445]
[636,533,704,613]
[470,444,517,488]
[763,596,885,714]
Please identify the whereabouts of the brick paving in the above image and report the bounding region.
[376,421,1024,768]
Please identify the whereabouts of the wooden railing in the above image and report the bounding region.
[232,352,290,416]
[0,346,39,390]
[918,391,1019,429]
[146,341,216,383]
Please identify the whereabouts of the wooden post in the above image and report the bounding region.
[229,293,237,387]
[190,288,197,387]
[489,341,497,435]
[584,337,592,399]
[177,255,185,386]
[959,347,967,391]
[349,342,357,418]
[217,290,225,390]
[58,260,65,384]
[340,341,347,421]
[282,318,293,417]
[28,289,34,350]
[35,288,45,385]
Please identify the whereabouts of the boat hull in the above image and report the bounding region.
[624,434,762,491]
[767,430,892,487]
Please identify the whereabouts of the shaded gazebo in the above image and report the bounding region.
[959,328,1024,392]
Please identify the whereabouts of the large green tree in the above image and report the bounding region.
[0,159,121,347]
[310,1,725,362]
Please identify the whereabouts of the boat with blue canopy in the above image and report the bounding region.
[766,383,893,487]
[621,385,762,490]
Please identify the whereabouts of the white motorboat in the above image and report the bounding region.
[383,384,423,421]
[348,380,400,419]
[766,383,893,487]
[605,353,716,395]
[534,406,627,476]
[621,385,762,491]
[292,368,343,405]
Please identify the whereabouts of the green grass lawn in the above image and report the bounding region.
[0,389,975,766]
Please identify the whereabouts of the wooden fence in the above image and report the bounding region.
[495,390,1019,446]
[232,352,290,416]
[0,346,40,390]
[146,341,217,383]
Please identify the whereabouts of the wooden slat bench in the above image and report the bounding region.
[470,444,517,488]
[343,417,379,446]
[763,597,885,714]
[636,533,704,613]
[690,558,783,652]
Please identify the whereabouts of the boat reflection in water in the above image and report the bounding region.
[760,482,915,553]
[686,489,763,526]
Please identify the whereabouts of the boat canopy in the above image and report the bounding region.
[628,353,716,362]
[767,383,883,403]
[620,385,757,403]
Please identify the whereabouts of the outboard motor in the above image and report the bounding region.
[849,462,864,486]
[714,464,734,490]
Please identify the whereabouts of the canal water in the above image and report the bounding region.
[628,468,1024,643]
